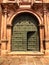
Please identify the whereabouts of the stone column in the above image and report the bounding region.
[1,7,8,56]
[43,5,49,54]
[7,24,12,52]
[39,24,44,53]
[43,6,47,39]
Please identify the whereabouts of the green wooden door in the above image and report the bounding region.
[12,13,39,51]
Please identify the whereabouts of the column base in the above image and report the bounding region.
[1,50,8,56]
[43,39,49,56]
[44,50,49,56]
[43,39,49,49]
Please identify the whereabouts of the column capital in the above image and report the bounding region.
[1,4,8,14]
[43,5,47,14]
[38,24,44,28]
[4,7,7,13]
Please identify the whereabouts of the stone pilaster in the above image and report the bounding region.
[43,5,49,54]
[1,6,8,56]
[39,24,44,53]
[43,6,47,39]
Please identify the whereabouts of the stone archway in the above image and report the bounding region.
[11,12,40,51]
[5,9,44,54]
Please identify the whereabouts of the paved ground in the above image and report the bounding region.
[0,56,49,65]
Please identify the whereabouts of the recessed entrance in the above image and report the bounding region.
[11,12,40,51]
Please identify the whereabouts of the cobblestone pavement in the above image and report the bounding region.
[0,56,49,65]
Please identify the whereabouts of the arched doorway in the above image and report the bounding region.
[11,12,40,51]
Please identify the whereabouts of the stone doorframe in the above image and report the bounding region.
[1,9,44,55]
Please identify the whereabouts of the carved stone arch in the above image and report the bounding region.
[7,10,44,53]
[8,9,43,25]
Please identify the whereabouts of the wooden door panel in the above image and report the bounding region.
[12,13,39,51]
